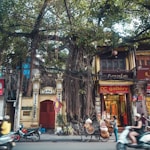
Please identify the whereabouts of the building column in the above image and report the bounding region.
[55,73,63,128]
[55,73,63,113]
[133,83,147,115]
[0,96,4,117]
[32,73,40,127]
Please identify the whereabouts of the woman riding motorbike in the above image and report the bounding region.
[129,113,144,145]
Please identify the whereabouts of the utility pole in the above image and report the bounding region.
[13,62,23,131]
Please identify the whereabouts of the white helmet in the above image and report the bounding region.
[135,113,141,118]
[0,116,3,120]
[85,118,92,124]
[4,115,10,120]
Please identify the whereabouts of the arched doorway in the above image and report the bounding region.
[40,100,55,129]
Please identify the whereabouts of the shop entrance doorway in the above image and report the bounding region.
[103,94,128,126]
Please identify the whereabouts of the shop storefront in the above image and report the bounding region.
[146,83,150,118]
[100,86,131,126]
[137,66,150,118]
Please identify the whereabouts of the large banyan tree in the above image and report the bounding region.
[64,34,96,120]
[0,0,98,121]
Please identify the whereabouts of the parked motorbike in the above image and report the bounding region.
[13,125,41,142]
[116,126,150,150]
[0,132,16,150]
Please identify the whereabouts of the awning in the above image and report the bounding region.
[99,80,133,86]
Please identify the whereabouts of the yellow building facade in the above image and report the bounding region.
[93,46,136,126]
[18,73,64,129]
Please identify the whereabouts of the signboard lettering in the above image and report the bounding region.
[100,86,129,94]
[100,72,134,80]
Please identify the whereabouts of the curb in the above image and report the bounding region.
[39,133,117,142]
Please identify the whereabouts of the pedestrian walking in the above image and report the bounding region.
[111,115,118,142]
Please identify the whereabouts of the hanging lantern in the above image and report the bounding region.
[112,50,118,56]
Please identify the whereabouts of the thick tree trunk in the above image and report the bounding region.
[64,44,95,121]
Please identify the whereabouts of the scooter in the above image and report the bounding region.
[13,125,41,142]
[0,132,16,150]
[116,126,150,150]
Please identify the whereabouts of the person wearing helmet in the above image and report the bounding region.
[1,115,11,136]
[128,113,143,145]
[0,116,3,136]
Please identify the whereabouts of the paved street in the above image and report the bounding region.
[13,133,118,150]
[14,141,116,150]
[13,133,134,150]
[39,133,116,142]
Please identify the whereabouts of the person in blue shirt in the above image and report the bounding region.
[111,116,118,142]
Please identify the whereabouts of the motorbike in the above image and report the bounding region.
[0,132,16,150]
[116,126,150,150]
[13,125,41,142]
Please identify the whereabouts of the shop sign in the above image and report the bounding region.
[33,93,37,119]
[100,86,129,94]
[132,95,137,102]
[137,66,150,80]
[147,84,150,94]
[137,95,143,101]
[132,95,143,101]
[0,79,4,96]
[100,72,134,80]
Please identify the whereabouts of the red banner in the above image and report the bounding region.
[100,86,129,94]
[54,98,63,113]
[0,79,4,95]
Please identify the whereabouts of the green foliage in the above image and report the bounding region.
[57,114,65,126]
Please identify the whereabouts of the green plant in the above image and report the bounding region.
[57,114,64,126]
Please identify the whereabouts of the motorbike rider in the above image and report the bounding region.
[1,115,11,136]
[84,118,92,128]
[129,113,143,145]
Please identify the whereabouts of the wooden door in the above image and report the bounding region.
[40,100,55,129]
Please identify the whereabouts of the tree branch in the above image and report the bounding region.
[124,36,150,43]
[64,0,72,26]
[32,0,50,33]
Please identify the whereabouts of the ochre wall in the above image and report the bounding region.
[20,94,57,128]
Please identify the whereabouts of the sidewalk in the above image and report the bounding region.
[40,133,118,142]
